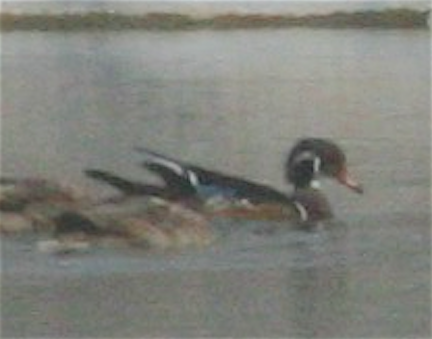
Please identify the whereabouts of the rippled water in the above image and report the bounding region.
[1,28,430,337]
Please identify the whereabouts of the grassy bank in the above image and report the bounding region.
[1,9,429,31]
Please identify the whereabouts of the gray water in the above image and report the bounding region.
[1,29,430,337]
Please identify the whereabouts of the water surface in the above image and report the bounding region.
[1,29,430,337]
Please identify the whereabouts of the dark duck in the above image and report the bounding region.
[86,138,363,225]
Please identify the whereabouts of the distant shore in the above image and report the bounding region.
[1,8,429,31]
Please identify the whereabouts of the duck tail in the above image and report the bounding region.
[84,169,153,196]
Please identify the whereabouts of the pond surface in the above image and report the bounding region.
[1,28,430,337]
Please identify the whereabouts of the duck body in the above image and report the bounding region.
[84,138,363,225]
[133,138,363,224]
[138,148,293,203]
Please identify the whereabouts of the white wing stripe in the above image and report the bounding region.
[149,156,185,177]
[187,170,200,188]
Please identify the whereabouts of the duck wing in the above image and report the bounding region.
[136,147,291,204]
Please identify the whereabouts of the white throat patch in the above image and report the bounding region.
[310,179,321,190]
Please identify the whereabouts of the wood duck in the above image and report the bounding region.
[86,138,363,224]
[139,138,363,222]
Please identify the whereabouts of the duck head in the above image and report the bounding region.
[286,138,363,194]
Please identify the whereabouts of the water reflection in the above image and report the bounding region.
[4,266,352,337]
